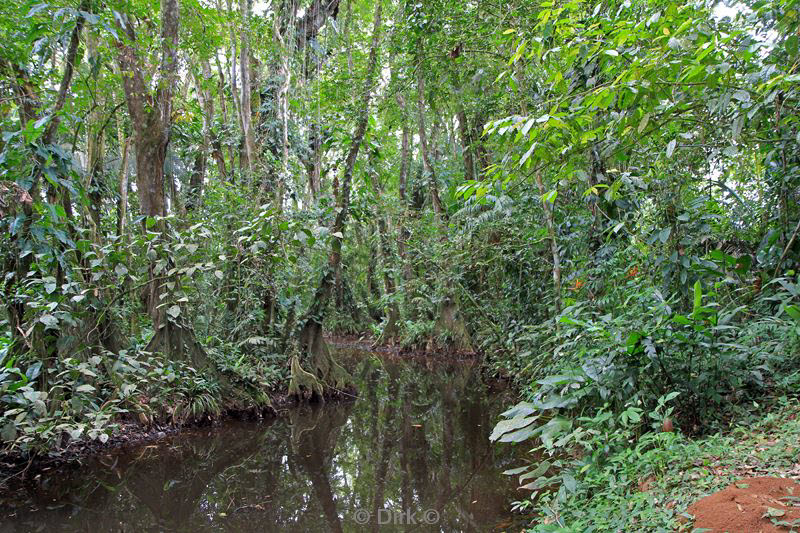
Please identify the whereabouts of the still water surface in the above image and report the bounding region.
[0,349,525,532]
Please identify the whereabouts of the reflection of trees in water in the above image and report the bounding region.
[1,354,520,532]
[4,423,285,531]
[341,355,519,532]
[368,364,399,533]
[290,403,351,533]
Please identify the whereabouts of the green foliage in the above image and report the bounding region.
[499,398,800,531]
[0,9,799,533]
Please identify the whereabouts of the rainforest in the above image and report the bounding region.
[0,0,799,530]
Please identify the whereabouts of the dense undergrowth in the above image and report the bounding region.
[1,1,800,530]
[0,331,284,455]
[510,396,800,531]
[319,0,800,528]
[487,270,800,530]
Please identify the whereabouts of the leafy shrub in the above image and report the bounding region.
[0,342,286,454]
[491,272,800,530]
[500,276,800,435]
[495,393,686,531]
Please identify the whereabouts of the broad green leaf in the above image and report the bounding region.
[490,415,538,442]
[499,423,542,443]
[519,461,551,482]
[666,139,677,158]
[637,113,650,133]
[540,417,572,448]
[501,401,537,418]
[40,314,58,329]
[693,280,702,316]
[786,305,800,323]
[43,276,57,294]
[520,142,536,167]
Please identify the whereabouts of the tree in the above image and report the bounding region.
[292,0,384,399]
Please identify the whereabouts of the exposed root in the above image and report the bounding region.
[145,317,210,370]
[288,351,324,401]
[297,319,353,397]
[434,297,474,353]
[376,309,399,346]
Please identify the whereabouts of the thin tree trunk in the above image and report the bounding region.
[239,0,256,172]
[344,0,354,75]
[86,27,105,239]
[396,90,413,283]
[225,0,244,172]
[517,64,562,314]
[366,152,399,340]
[449,55,475,182]
[273,0,294,206]
[415,45,444,220]
[305,123,322,201]
[214,47,234,176]
[187,58,215,210]
[116,122,130,237]
[535,172,562,314]
[471,111,491,176]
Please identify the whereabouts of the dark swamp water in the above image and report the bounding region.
[0,349,527,532]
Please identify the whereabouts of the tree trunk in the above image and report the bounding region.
[364,224,383,321]
[133,128,168,220]
[224,0,244,174]
[366,153,399,341]
[305,122,322,201]
[187,58,215,210]
[449,56,475,182]
[214,47,233,178]
[116,122,130,237]
[344,0,354,75]
[415,45,445,220]
[535,172,563,314]
[272,0,294,206]
[396,90,413,283]
[85,28,105,239]
[377,216,399,341]
[239,0,256,172]
[295,0,341,51]
[517,65,562,314]
[471,110,491,176]
[116,0,208,367]
[292,0,383,399]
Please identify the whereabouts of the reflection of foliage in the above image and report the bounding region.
[2,352,521,532]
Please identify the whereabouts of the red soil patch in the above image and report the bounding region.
[687,477,800,532]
